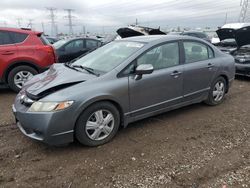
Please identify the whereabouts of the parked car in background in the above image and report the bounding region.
[216,23,250,77]
[0,27,56,92]
[53,38,102,63]
[46,37,59,44]
[181,31,211,42]
[13,35,235,146]
[116,25,166,38]
[167,31,182,35]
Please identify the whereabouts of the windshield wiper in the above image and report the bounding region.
[72,65,100,76]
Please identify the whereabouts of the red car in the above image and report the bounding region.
[0,27,56,92]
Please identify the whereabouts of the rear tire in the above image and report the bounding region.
[7,65,37,92]
[205,76,226,106]
[75,102,120,147]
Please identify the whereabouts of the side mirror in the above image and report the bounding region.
[134,64,154,80]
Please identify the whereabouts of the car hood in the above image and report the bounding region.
[117,27,145,38]
[24,64,96,99]
[216,28,236,41]
[235,26,250,47]
[216,26,250,47]
[117,27,166,38]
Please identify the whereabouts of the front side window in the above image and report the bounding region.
[184,42,209,63]
[0,31,13,45]
[137,42,179,70]
[65,40,83,52]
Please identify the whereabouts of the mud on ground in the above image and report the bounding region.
[0,78,250,188]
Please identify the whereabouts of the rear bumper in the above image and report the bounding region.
[235,63,250,77]
[12,104,74,146]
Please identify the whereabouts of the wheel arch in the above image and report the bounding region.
[218,74,229,93]
[3,61,40,83]
[74,97,126,130]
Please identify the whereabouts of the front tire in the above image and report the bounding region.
[205,76,226,106]
[75,102,120,146]
[7,65,37,92]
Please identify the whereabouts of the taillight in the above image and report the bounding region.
[38,45,57,63]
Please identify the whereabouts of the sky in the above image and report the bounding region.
[0,0,242,35]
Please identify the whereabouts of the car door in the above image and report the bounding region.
[60,39,84,62]
[0,31,17,78]
[128,41,184,117]
[182,40,218,101]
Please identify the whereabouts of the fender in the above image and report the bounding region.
[73,94,127,128]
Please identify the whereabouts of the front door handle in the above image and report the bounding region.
[170,71,182,78]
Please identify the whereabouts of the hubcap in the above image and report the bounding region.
[213,81,225,102]
[85,110,115,141]
[14,71,34,89]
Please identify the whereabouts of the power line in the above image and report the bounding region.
[17,18,22,28]
[46,7,57,37]
[239,0,250,22]
[64,9,75,35]
[27,19,33,29]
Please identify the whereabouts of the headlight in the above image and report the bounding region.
[28,101,73,112]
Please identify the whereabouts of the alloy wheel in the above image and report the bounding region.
[14,71,34,89]
[213,81,225,102]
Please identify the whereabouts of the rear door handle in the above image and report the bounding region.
[170,71,182,78]
[2,51,14,55]
[207,63,214,69]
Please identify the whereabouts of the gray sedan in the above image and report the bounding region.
[12,35,235,146]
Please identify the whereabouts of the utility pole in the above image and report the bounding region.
[82,26,86,35]
[17,18,22,28]
[27,19,33,29]
[41,22,45,33]
[135,18,138,25]
[224,13,228,24]
[46,7,57,37]
[239,0,250,22]
[64,9,75,35]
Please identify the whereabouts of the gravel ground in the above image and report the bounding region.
[0,78,250,188]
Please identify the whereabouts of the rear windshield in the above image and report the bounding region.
[39,34,50,45]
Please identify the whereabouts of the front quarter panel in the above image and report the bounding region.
[41,74,129,129]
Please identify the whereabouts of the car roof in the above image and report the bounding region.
[0,27,42,35]
[120,35,201,43]
[182,31,206,34]
[222,23,250,29]
[61,37,100,42]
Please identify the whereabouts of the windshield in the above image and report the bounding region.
[72,41,144,73]
[53,39,68,49]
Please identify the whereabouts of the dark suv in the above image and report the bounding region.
[0,27,56,92]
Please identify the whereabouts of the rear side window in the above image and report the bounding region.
[183,41,209,63]
[208,47,214,59]
[9,32,28,43]
[0,31,13,45]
